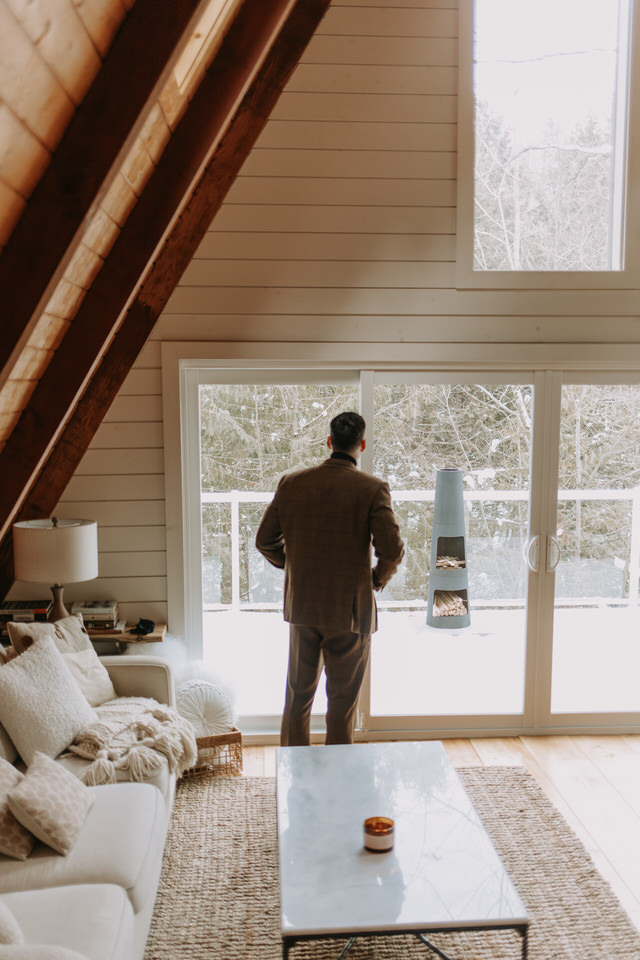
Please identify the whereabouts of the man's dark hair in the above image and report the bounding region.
[330,411,366,452]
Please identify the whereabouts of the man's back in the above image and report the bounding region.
[256,456,404,634]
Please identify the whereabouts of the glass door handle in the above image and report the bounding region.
[524,535,540,572]
[546,535,560,573]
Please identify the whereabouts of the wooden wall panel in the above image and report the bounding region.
[318,6,456,36]
[197,233,455,261]
[254,120,455,151]
[240,149,456,180]
[271,92,457,123]
[209,204,456,234]
[181,259,453,288]
[226,176,455,206]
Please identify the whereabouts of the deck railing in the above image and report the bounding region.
[201,487,640,612]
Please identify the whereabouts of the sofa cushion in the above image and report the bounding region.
[8,618,116,708]
[0,899,22,944]
[2,885,133,960]
[0,762,34,862]
[0,638,96,765]
[55,753,174,818]
[0,783,165,915]
[7,754,94,856]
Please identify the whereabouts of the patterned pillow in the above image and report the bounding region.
[0,637,97,765]
[8,617,116,707]
[7,753,94,856]
[0,898,23,944]
[0,759,34,861]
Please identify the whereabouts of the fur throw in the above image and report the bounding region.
[68,696,197,786]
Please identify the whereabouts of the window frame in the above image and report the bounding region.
[456,0,640,290]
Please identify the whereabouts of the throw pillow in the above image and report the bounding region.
[0,759,34,862]
[8,617,116,707]
[7,753,94,856]
[0,637,97,764]
[0,900,23,945]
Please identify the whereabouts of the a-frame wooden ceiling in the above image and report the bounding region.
[0,0,331,598]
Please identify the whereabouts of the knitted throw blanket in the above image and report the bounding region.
[69,696,198,786]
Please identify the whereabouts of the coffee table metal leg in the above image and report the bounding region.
[416,933,455,960]
[336,936,357,959]
[418,925,528,960]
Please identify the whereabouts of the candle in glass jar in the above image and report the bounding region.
[363,816,395,852]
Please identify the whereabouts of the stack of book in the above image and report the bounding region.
[71,600,121,631]
[0,600,52,638]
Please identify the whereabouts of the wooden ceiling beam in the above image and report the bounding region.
[0,0,332,598]
[0,0,209,390]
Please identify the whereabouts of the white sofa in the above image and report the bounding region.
[0,653,180,960]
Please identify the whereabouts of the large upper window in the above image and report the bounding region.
[457,0,638,287]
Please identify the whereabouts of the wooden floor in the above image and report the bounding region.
[243,735,640,933]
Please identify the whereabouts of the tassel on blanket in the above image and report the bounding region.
[120,744,166,782]
[70,696,197,785]
[80,748,118,786]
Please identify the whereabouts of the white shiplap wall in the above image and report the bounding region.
[32,0,640,627]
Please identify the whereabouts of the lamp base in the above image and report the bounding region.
[48,584,70,622]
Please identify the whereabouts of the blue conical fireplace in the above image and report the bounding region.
[427,468,470,628]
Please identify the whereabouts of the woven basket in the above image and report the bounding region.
[181,727,243,779]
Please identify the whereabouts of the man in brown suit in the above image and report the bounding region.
[255,411,404,746]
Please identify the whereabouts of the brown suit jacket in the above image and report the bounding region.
[255,457,404,635]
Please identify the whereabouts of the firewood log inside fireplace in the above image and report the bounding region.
[435,555,466,569]
[433,590,468,617]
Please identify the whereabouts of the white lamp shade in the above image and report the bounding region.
[13,519,99,584]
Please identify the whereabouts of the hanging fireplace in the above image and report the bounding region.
[427,468,470,628]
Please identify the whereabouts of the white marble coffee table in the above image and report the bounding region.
[276,741,528,960]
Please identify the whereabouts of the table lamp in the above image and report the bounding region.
[13,518,99,621]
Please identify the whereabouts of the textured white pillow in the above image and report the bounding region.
[8,753,94,856]
[176,680,235,737]
[0,759,34,862]
[0,947,88,959]
[0,900,23,945]
[0,637,97,764]
[8,617,116,707]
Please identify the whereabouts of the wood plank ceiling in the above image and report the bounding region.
[0,0,332,599]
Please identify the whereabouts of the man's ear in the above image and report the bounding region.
[327,436,332,450]
[361,438,366,452]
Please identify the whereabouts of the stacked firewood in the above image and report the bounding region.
[433,591,468,617]
[435,555,466,569]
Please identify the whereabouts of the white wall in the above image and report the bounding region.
[37,0,640,628]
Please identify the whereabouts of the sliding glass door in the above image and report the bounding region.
[363,375,535,732]
[174,361,640,736]
[191,374,359,732]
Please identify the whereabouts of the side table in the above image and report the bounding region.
[88,622,167,655]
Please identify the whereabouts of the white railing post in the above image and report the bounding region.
[231,490,240,613]
[629,486,640,604]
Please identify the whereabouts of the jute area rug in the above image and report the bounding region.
[144,766,640,959]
